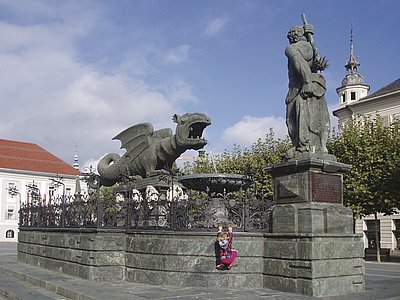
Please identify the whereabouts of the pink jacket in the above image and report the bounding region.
[218,230,233,259]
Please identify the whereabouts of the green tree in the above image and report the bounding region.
[328,116,400,261]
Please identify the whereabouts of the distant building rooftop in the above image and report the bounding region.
[361,78,400,101]
[0,139,80,176]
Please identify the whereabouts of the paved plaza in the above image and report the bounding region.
[0,243,399,300]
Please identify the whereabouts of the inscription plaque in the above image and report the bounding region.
[311,172,342,204]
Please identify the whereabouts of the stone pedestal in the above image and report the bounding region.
[265,158,365,297]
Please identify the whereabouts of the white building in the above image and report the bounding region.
[333,33,400,250]
[0,139,84,242]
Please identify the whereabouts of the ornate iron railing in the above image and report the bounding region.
[19,189,273,232]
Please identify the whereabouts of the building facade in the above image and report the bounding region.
[333,33,400,250]
[0,139,84,242]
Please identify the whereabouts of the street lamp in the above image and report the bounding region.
[50,175,66,204]
[50,175,67,227]
[26,181,41,205]
[80,165,100,193]
[6,185,21,223]
[6,185,21,207]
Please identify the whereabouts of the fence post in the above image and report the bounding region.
[126,191,131,229]
[61,197,66,228]
[97,191,102,229]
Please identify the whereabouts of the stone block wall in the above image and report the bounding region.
[272,203,354,234]
[18,229,126,281]
[18,229,265,288]
[18,228,364,296]
[263,233,365,296]
[124,231,264,288]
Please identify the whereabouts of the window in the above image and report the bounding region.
[365,220,380,248]
[394,219,400,231]
[366,220,380,231]
[48,186,55,198]
[394,220,400,250]
[6,207,15,220]
[351,91,356,100]
[7,182,17,199]
[5,230,14,239]
[342,94,346,103]
[392,114,400,124]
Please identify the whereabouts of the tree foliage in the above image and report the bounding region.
[183,129,291,197]
[327,116,400,218]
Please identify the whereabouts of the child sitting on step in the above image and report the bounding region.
[216,224,238,270]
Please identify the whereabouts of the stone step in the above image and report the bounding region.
[0,259,310,300]
[0,273,67,300]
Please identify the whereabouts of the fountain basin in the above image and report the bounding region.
[178,173,252,194]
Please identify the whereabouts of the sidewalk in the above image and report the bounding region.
[0,255,399,300]
[364,249,400,263]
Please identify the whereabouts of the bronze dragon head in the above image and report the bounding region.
[173,112,211,150]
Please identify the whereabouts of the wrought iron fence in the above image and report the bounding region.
[19,189,273,232]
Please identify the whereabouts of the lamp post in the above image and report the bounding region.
[81,165,102,228]
[80,165,100,193]
[50,175,66,227]
[25,181,41,226]
[6,185,21,224]
[50,175,66,204]
[26,181,41,205]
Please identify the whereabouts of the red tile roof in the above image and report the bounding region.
[0,139,80,176]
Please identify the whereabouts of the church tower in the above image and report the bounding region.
[336,29,370,108]
[73,150,80,170]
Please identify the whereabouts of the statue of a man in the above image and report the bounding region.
[284,19,331,160]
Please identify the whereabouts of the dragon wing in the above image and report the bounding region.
[113,123,154,161]
[153,128,173,139]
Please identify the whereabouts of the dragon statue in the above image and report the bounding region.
[97,112,211,186]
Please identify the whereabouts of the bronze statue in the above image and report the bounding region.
[97,112,211,186]
[284,14,331,160]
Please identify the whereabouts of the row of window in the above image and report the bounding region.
[2,181,72,223]
[341,91,357,103]
[365,219,400,231]
[364,219,400,249]
[6,181,73,197]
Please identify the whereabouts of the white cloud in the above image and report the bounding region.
[204,16,229,37]
[162,44,191,65]
[0,5,195,169]
[118,44,191,77]
[159,79,198,105]
[223,115,288,147]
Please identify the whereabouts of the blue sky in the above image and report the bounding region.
[0,0,399,169]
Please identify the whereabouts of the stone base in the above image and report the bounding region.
[124,231,264,288]
[266,158,351,205]
[272,202,354,234]
[17,229,265,288]
[17,228,364,297]
[263,233,365,297]
[17,230,126,281]
[264,158,365,296]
